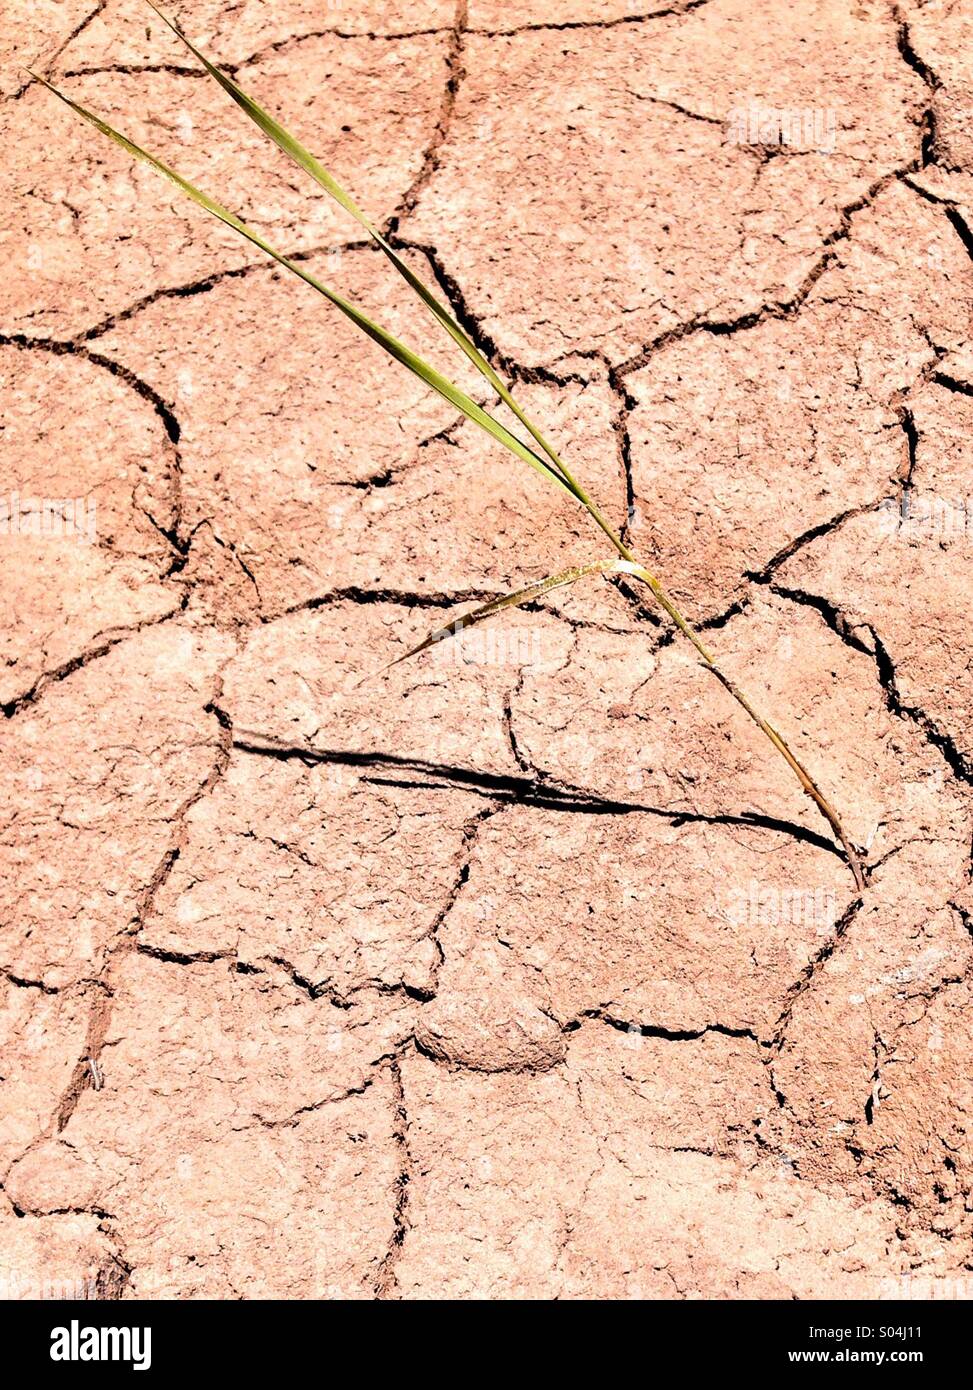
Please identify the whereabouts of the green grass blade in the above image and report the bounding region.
[34,74,582,503]
[361,558,623,684]
[145,1,585,493]
[42,28,866,891]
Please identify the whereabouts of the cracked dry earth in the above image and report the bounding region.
[3,0,973,1304]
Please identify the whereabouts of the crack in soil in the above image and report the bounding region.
[52,674,235,1136]
[72,240,372,347]
[0,333,181,444]
[42,0,717,93]
[419,800,502,998]
[893,2,940,167]
[371,1056,412,1299]
[6,0,107,102]
[567,1011,759,1043]
[385,1,468,237]
[467,0,713,40]
[614,165,923,380]
[1,608,184,720]
[772,580,973,789]
[769,893,865,1060]
[0,669,241,1273]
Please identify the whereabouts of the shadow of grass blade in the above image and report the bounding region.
[360,559,623,685]
[32,74,581,503]
[145,1,588,497]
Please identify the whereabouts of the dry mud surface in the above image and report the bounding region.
[2,0,973,1300]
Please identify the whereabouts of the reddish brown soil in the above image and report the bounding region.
[2,0,972,1299]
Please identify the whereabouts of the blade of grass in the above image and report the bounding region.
[144,3,607,512]
[32,74,580,505]
[36,70,866,891]
[360,558,624,684]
